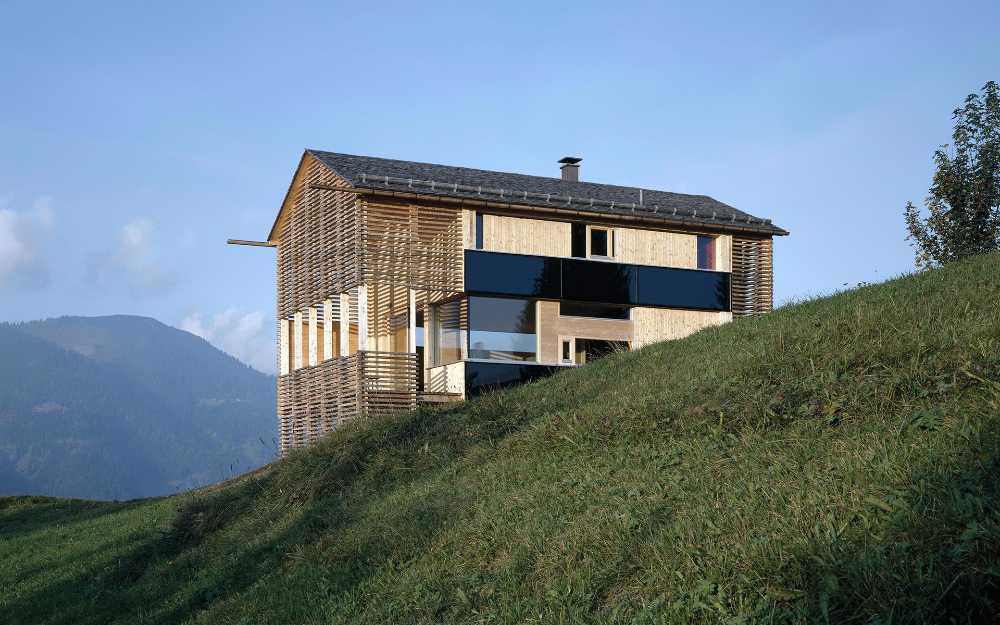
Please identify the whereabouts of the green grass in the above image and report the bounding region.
[3,254,1000,624]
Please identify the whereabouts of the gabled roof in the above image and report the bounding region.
[280,150,787,238]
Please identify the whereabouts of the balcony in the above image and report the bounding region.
[277,350,417,452]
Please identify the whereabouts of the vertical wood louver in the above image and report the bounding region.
[730,237,773,316]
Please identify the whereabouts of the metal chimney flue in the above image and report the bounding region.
[558,156,582,182]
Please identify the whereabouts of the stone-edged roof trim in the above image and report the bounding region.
[306,150,788,237]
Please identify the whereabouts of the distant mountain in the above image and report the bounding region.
[0,315,277,500]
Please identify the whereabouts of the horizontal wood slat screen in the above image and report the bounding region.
[274,157,462,454]
[731,237,773,316]
[360,199,463,292]
[277,354,358,454]
[277,154,360,320]
[277,351,417,453]
[358,351,419,419]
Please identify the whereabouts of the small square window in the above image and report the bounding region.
[590,227,613,258]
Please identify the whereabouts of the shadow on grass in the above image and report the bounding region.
[0,498,150,538]
[0,387,565,625]
[757,419,1000,623]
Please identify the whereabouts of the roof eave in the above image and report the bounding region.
[350,183,787,237]
[270,150,789,239]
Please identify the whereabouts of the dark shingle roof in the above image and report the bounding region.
[307,150,787,236]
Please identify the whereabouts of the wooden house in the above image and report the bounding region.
[231,151,788,454]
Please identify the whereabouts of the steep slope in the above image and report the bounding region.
[0,316,277,499]
[2,255,999,624]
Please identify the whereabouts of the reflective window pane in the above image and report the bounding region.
[465,362,561,396]
[571,223,586,258]
[414,311,424,347]
[590,228,609,257]
[559,301,630,320]
[432,299,465,366]
[465,249,729,312]
[697,235,716,270]
[468,296,536,362]
[562,258,636,304]
[464,251,561,298]
[635,265,729,310]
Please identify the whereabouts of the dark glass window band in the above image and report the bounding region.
[464,250,729,311]
[465,361,562,396]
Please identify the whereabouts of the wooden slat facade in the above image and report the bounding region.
[277,351,417,453]
[274,156,463,454]
[731,237,774,317]
[271,154,776,454]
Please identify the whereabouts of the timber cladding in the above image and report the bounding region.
[630,308,728,349]
[536,301,633,364]
[267,150,782,454]
[475,212,735,273]
[482,214,572,257]
[360,198,463,292]
[426,361,465,395]
[274,155,463,453]
[275,156,464,321]
[277,351,417,453]
[613,227,698,268]
[276,153,360,320]
[731,237,773,316]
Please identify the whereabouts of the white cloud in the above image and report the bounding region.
[86,218,177,298]
[0,196,55,289]
[180,308,275,374]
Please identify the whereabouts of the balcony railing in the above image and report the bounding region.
[277,350,417,453]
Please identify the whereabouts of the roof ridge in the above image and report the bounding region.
[306,149,727,204]
[303,149,787,236]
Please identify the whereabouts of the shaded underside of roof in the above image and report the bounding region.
[305,150,787,236]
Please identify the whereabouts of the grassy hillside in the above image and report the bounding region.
[3,254,1000,624]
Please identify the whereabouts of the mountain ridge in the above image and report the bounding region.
[0,315,277,500]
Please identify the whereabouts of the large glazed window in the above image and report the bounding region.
[465,250,729,311]
[468,296,537,361]
[464,251,561,298]
[430,299,465,367]
[562,258,636,304]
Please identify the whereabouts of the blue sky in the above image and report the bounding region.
[1,1,997,373]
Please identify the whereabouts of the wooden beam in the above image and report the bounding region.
[408,289,417,353]
[293,311,304,370]
[357,286,369,351]
[339,293,350,357]
[227,239,276,247]
[308,307,319,367]
[323,299,334,361]
[278,318,291,376]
